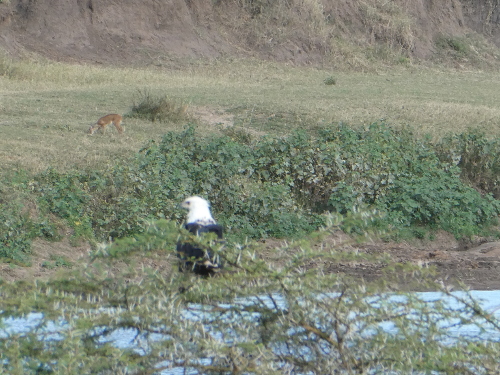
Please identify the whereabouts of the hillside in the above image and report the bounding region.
[0,0,499,67]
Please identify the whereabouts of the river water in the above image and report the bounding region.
[2,289,500,374]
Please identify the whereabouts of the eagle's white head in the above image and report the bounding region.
[180,196,217,225]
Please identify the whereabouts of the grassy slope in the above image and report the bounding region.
[1,59,500,173]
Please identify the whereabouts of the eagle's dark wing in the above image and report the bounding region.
[185,223,223,238]
[177,223,224,276]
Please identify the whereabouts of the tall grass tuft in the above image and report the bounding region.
[128,90,189,123]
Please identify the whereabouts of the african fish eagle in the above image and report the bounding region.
[177,196,224,276]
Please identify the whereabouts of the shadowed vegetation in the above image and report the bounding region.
[1,218,500,374]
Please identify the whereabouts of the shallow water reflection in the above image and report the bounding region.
[2,290,500,374]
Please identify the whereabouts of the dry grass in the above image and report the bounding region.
[1,56,500,173]
[216,0,417,69]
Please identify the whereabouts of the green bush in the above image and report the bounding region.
[34,168,94,242]
[2,122,500,263]
[0,204,32,264]
[324,124,500,237]
[323,75,336,85]
[27,123,500,245]
[0,202,59,265]
[134,127,323,238]
[0,170,59,264]
[437,130,500,199]
[379,171,500,237]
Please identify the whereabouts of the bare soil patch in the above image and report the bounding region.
[260,232,500,291]
[190,106,235,128]
[3,232,500,292]
[328,234,500,291]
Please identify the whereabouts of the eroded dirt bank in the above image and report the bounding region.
[0,0,499,65]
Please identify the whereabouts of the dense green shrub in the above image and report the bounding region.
[139,124,499,238]
[0,171,59,264]
[134,127,323,238]
[437,130,500,199]
[27,123,500,246]
[2,122,500,263]
[378,171,500,237]
[0,204,32,264]
[326,124,500,237]
[435,35,470,56]
[34,168,95,242]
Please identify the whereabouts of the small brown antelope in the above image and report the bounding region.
[88,114,124,135]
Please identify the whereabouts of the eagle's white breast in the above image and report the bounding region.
[181,196,216,225]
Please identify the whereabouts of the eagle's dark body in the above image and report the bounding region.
[177,197,224,276]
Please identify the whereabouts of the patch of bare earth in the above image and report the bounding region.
[318,232,500,291]
[190,106,235,128]
[4,231,500,292]
[0,237,90,282]
[190,106,268,139]
[0,237,177,284]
